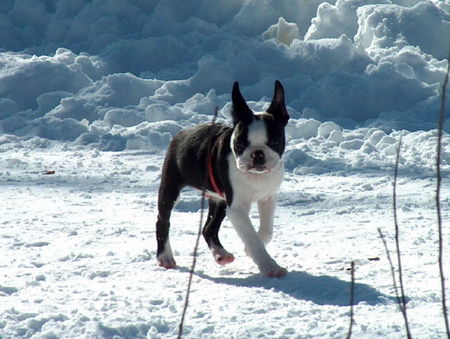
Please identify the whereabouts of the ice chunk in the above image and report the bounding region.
[318,121,341,138]
[287,119,321,140]
[263,17,299,45]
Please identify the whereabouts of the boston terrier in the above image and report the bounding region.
[155,80,289,277]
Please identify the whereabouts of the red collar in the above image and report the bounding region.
[207,153,224,198]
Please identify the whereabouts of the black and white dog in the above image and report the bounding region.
[156,81,289,277]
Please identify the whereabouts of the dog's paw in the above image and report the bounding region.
[157,257,176,269]
[262,265,287,278]
[211,247,235,265]
[216,253,235,265]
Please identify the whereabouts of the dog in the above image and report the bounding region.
[155,80,289,277]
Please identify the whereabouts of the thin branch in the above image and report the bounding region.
[346,261,355,339]
[378,228,403,313]
[178,107,219,339]
[378,227,413,339]
[177,191,207,339]
[436,48,450,338]
[393,137,412,338]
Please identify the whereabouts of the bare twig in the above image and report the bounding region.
[378,229,403,313]
[436,48,450,338]
[346,261,355,339]
[393,137,412,338]
[378,228,413,338]
[177,190,207,339]
[178,108,219,338]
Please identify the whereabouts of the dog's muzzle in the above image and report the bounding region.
[248,150,269,173]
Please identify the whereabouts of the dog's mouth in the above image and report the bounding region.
[247,165,270,174]
[236,156,282,174]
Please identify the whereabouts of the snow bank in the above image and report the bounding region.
[0,0,448,159]
[285,124,450,175]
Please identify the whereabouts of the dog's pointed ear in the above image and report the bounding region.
[231,82,253,125]
[267,80,289,126]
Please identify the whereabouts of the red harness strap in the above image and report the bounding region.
[207,153,225,198]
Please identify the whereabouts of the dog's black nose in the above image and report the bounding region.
[251,150,265,166]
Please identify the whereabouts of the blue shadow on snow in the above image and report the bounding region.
[194,270,395,306]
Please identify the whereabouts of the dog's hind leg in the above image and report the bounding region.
[203,199,235,265]
[156,161,183,269]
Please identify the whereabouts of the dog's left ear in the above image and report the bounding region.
[267,80,289,126]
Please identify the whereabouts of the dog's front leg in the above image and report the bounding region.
[257,195,276,246]
[227,205,286,277]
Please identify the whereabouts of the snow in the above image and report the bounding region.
[262,17,300,46]
[1,148,450,338]
[1,0,450,338]
[1,0,449,145]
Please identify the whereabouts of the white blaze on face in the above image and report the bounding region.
[247,119,268,146]
[232,117,282,174]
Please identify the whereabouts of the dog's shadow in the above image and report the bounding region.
[191,269,394,306]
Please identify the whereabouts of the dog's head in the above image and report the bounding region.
[230,80,289,174]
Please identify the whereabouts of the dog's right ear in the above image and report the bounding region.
[231,82,253,125]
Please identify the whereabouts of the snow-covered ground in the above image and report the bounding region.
[1,145,450,338]
[1,0,450,338]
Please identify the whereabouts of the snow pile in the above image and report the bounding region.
[285,121,450,175]
[0,0,448,157]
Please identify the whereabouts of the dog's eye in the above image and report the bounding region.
[268,140,280,148]
[235,140,245,152]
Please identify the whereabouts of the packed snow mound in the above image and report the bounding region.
[0,0,449,152]
[355,1,450,60]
